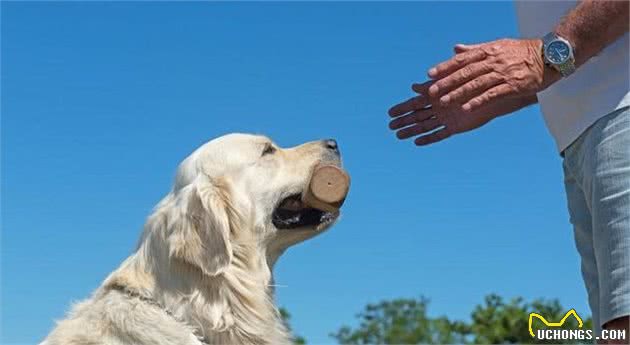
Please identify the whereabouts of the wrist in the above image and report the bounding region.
[554,28,578,61]
[521,94,539,106]
[542,63,562,90]
[528,38,560,91]
[540,33,574,85]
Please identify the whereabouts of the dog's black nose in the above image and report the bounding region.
[323,139,339,155]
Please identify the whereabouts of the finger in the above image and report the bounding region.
[442,72,503,106]
[430,61,493,102]
[414,128,452,146]
[453,42,487,53]
[411,80,435,95]
[388,95,430,117]
[389,107,437,130]
[396,117,442,139]
[428,48,487,80]
[462,84,513,112]
[453,41,496,54]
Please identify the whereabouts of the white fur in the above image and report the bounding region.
[42,133,342,345]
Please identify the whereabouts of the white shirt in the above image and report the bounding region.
[514,1,630,152]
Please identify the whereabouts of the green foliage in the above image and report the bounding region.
[330,298,469,344]
[470,294,591,344]
[331,294,593,344]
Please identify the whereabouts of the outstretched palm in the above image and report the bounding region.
[388,81,537,145]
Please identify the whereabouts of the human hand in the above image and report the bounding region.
[426,38,556,112]
[388,81,537,146]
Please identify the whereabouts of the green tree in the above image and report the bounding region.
[330,294,593,344]
[470,294,592,344]
[331,297,469,344]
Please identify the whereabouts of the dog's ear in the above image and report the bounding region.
[166,175,233,276]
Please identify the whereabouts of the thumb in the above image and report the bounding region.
[411,80,434,95]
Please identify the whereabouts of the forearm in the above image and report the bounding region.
[521,94,539,107]
[555,0,629,67]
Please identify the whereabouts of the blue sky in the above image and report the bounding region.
[2,2,590,344]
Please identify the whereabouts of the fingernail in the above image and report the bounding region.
[429,84,438,96]
[428,68,437,78]
[440,95,450,104]
[462,103,471,111]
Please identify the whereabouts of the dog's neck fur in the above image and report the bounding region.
[102,220,291,345]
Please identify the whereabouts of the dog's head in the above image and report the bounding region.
[159,133,345,276]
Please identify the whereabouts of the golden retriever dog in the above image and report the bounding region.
[41,133,345,345]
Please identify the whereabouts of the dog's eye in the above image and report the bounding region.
[261,143,276,156]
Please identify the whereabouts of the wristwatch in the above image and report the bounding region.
[542,32,576,77]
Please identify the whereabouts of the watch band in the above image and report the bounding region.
[542,32,557,49]
[557,60,576,77]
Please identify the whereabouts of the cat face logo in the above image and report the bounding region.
[528,309,583,337]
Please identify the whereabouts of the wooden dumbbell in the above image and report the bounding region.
[302,165,350,213]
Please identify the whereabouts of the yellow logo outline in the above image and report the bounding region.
[528,309,583,338]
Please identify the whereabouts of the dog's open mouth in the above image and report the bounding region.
[272,194,337,229]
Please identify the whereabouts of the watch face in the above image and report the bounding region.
[546,40,571,64]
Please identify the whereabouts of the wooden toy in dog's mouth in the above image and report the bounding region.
[272,165,350,229]
[302,165,350,213]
